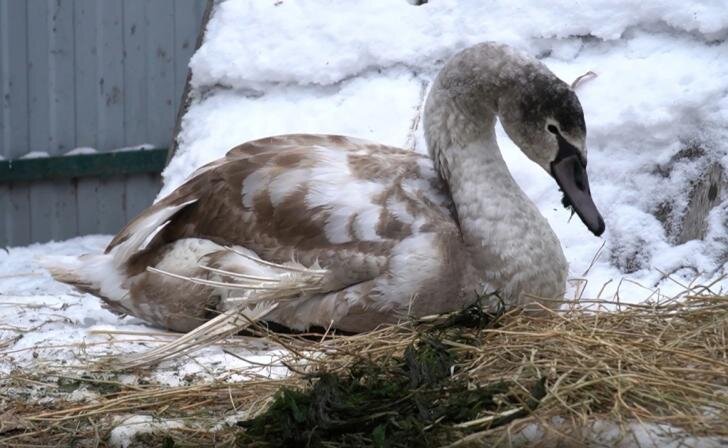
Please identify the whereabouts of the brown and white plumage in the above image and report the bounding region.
[107,135,473,333]
[43,43,605,364]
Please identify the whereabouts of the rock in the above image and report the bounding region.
[654,144,726,245]
[676,162,723,243]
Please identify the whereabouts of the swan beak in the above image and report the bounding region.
[550,154,605,236]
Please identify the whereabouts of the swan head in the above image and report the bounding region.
[498,72,605,237]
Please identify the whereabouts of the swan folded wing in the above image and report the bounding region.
[106,134,458,368]
[114,134,454,289]
[112,243,335,369]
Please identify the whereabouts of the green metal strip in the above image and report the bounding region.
[0,148,168,183]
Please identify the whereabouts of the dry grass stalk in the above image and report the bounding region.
[1,294,726,446]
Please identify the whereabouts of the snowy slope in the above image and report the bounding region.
[164,0,728,302]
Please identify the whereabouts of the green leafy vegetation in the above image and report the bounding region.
[237,302,545,447]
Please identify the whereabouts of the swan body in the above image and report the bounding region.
[44,43,604,339]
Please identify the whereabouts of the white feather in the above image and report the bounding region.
[268,168,309,206]
[114,199,197,265]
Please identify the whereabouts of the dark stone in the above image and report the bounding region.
[654,144,725,244]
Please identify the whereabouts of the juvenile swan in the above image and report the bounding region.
[45,43,604,340]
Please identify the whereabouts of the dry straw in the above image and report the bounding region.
[1,292,727,447]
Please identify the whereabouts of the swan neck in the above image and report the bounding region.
[423,67,531,254]
[428,119,567,301]
[421,43,568,302]
[442,133,530,253]
[422,54,565,294]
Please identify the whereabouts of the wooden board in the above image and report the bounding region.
[0,0,208,246]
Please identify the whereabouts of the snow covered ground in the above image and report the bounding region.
[2,0,728,387]
[0,237,286,379]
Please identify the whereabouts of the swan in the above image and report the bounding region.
[43,42,604,362]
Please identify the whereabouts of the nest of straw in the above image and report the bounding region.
[2,294,727,447]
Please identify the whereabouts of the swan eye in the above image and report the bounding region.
[547,124,559,135]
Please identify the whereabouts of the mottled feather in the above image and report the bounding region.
[99,134,473,332]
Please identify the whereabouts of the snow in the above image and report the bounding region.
[188,0,728,90]
[64,147,97,156]
[164,70,425,191]
[516,419,728,447]
[108,415,185,448]
[1,1,727,437]
[19,151,50,159]
[3,144,156,160]
[0,237,287,380]
[113,143,156,152]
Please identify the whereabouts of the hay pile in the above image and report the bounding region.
[1,294,727,447]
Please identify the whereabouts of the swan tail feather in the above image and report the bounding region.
[111,301,278,369]
[109,247,330,369]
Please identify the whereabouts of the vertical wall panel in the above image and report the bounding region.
[122,0,148,148]
[7,184,31,246]
[3,0,31,246]
[74,0,98,149]
[26,2,53,244]
[98,1,125,150]
[0,186,7,247]
[49,0,76,154]
[3,0,30,159]
[52,180,78,240]
[76,177,98,237]
[0,1,6,154]
[74,0,101,244]
[146,1,176,146]
[0,4,6,248]
[0,0,207,246]
[30,181,55,243]
[173,2,203,118]
[26,1,51,154]
[27,2,77,245]
[125,173,161,221]
[96,177,127,234]
[1,0,206,156]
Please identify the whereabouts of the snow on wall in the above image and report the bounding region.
[164,0,728,301]
[189,0,728,89]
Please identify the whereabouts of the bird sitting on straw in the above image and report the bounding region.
[42,42,604,366]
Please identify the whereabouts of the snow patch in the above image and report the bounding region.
[109,415,185,448]
[113,143,156,152]
[20,151,50,159]
[64,147,97,156]
[0,236,284,380]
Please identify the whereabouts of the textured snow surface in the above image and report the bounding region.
[165,0,728,302]
[189,0,728,89]
[0,237,286,380]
